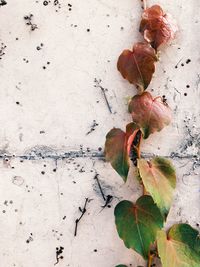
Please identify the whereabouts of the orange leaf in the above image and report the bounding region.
[140,5,178,49]
[117,42,157,90]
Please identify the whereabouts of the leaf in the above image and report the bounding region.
[114,195,164,259]
[128,91,171,139]
[139,5,178,49]
[104,123,139,181]
[115,265,128,267]
[117,42,157,90]
[127,128,142,167]
[138,157,176,217]
[157,224,200,267]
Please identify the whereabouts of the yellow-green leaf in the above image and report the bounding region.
[138,157,176,217]
[157,224,200,267]
[114,195,164,259]
[104,123,139,182]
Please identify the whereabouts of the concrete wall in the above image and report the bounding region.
[0,0,199,266]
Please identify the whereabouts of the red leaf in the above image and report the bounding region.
[128,92,172,139]
[117,42,157,90]
[140,5,178,49]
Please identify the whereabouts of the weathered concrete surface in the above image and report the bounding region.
[0,0,199,266]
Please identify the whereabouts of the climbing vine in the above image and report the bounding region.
[104,3,200,267]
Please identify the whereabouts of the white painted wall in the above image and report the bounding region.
[0,0,199,266]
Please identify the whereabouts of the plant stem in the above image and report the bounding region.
[147,253,154,267]
[74,198,89,236]
[94,173,106,201]
[143,0,147,10]
[142,183,147,195]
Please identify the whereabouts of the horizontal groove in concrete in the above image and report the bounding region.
[0,148,198,161]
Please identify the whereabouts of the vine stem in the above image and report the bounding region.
[142,184,147,195]
[147,253,154,267]
[143,0,147,10]
[137,132,147,196]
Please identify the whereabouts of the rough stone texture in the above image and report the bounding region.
[0,0,199,266]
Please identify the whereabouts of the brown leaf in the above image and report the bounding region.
[117,42,157,90]
[140,5,178,49]
[128,91,171,139]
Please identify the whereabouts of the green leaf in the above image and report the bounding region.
[114,195,164,259]
[157,224,200,267]
[138,157,176,217]
[115,265,128,267]
[128,92,171,139]
[104,123,139,182]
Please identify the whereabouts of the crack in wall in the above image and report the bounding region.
[0,148,198,161]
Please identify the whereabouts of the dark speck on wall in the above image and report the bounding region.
[68,3,72,11]
[43,0,48,6]
[55,246,64,265]
[0,42,6,59]
[36,43,44,50]
[23,58,29,63]
[0,0,7,6]
[42,0,61,11]
[186,59,191,64]
[86,120,99,135]
[42,62,50,69]
[26,233,33,244]
[24,14,38,31]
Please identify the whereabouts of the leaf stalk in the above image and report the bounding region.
[147,253,154,267]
